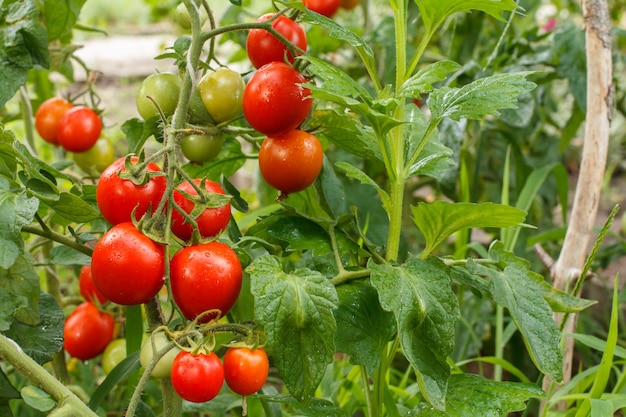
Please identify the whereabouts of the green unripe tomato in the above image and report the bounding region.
[136,72,181,120]
[174,1,208,30]
[188,88,214,124]
[181,134,223,163]
[102,339,127,375]
[73,138,115,175]
[198,67,244,124]
[139,332,181,379]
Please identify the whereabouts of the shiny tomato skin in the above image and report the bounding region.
[35,97,74,145]
[78,265,109,305]
[96,156,166,225]
[243,61,312,136]
[91,222,165,306]
[197,67,245,123]
[258,130,323,194]
[73,138,116,175]
[140,332,181,379]
[303,0,342,17]
[170,179,231,242]
[181,134,223,163]
[63,302,115,361]
[246,14,307,69]
[57,106,102,153]
[136,72,180,120]
[223,347,269,396]
[171,351,224,403]
[170,242,242,322]
[102,338,127,374]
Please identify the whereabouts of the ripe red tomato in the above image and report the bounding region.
[243,61,312,136]
[57,106,102,153]
[91,222,165,306]
[170,242,242,322]
[303,0,342,17]
[78,265,108,305]
[96,156,167,225]
[35,97,74,145]
[258,130,323,194]
[223,347,269,396]
[171,351,224,403]
[246,13,308,69]
[170,179,231,242]
[63,302,115,361]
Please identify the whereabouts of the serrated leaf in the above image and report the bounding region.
[0,288,27,332]
[48,246,91,266]
[121,117,161,154]
[0,183,39,269]
[399,61,462,98]
[412,201,526,257]
[4,293,63,365]
[40,191,100,223]
[370,257,459,410]
[301,56,371,100]
[264,394,349,417]
[0,253,40,326]
[428,72,536,122]
[409,373,544,416]
[468,242,563,382]
[247,255,338,400]
[415,0,518,35]
[335,162,390,213]
[246,215,332,256]
[334,280,396,373]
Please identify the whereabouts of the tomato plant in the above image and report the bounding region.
[170,351,224,403]
[136,72,180,120]
[258,129,323,194]
[57,106,102,152]
[246,13,307,69]
[102,338,127,374]
[303,0,342,17]
[242,61,312,136]
[73,137,115,175]
[96,156,167,225]
[78,265,108,305]
[174,1,207,30]
[63,302,115,361]
[180,133,223,163]
[91,222,165,306]
[223,347,269,396]
[341,0,359,10]
[34,97,73,145]
[140,332,181,379]
[170,178,231,241]
[170,241,242,322]
[197,67,244,124]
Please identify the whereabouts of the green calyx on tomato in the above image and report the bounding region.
[136,72,181,120]
[181,133,223,163]
[197,67,245,124]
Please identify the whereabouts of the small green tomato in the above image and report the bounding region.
[139,332,181,379]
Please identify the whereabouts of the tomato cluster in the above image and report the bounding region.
[35,97,103,153]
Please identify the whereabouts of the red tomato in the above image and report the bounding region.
[341,0,359,9]
[171,351,224,403]
[223,347,269,396]
[243,61,312,136]
[91,222,165,306]
[246,13,308,69]
[303,0,342,17]
[258,130,323,194]
[57,106,102,152]
[96,156,167,225]
[63,302,115,361]
[35,97,74,145]
[170,179,231,242]
[78,265,108,305]
[170,242,242,322]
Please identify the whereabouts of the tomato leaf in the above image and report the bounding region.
[0,179,39,269]
[428,72,536,122]
[47,246,90,266]
[301,56,372,101]
[335,162,391,214]
[467,242,563,382]
[411,201,526,257]
[248,255,338,401]
[398,61,462,98]
[21,385,55,412]
[334,280,396,373]
[409,373,544,416]
[555,24,587,112]
[264,394,350,416]
[43,0,86,42]
[0,253,40,327]
[40,191,101,223]
[246,215,332,256]
[370,257,459,411]
[88,351,140,411]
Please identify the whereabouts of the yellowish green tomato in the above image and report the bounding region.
[139,332,181,379]
[174,1,208,30]
[136,72,181,120]
[73,138,115,176]
[198,67,244,124]
[102,339,127,375]
[181,134,223,163]
[188,88,213,124]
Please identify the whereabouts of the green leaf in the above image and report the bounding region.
[89,351,140,410]
[0,288,28,332]
[0,253,40,326]
[555,24,586,111]
[43,0,87,42]
[399,61,462,98]
[40,191,101,223]
[246,215,331,256]
[247,255,338,400]
[469,242,563,382]
[4,293,63,365]
[335,162,390,214]
[411,201,526,257]
[568,333,626,360]
[301,56,371,101]
[264,394,350,417]
[415,0,518,35]
[370,257,459,410]
[48,245,91,266]
[334,280,396,373]
[409,373,544,416]
[0,367,20,400]
[428,72,536,122]
[121,117,161,154]
[0,181,39,269]
[21,385,55,412]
